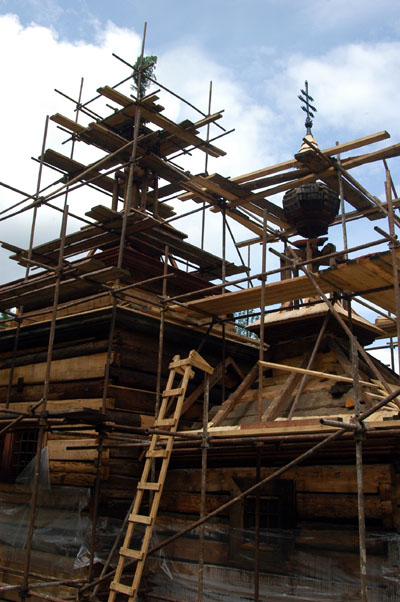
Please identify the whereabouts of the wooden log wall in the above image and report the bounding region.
[0,302,258,512]
[155,463,395,570]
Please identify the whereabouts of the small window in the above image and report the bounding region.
[229,478,296,571]
[0,429,38,483]
[244,495,282,530]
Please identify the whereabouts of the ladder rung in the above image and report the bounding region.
[120,547,144,560]
[154,418,176,427]
[168,358,191,369]
[129,513,153,525]
[162,386,184,397]
[137,481,161,491]
[146,449,169,459]
[110,581,135,596]
[168,359,195,377]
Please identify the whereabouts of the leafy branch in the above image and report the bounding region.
[132,55,157,99]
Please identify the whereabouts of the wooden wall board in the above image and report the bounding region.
[47,438,107,461]
[0,352,106,386]
[0,398,114,414]
[164,464,391,495]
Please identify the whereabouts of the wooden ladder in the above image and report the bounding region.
[108,350,213,602]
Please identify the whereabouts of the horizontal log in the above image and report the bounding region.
[163,535,228,564]
[49,460,109,478]
[102,474,139,494]
[107,459,143,477]
[0,379,104,403]
[50,472,96,487]
[0,353,107,386]
[297,492,385,520]
[0,340,108,369]
[0,398,114,416]
[160,491,229,515]
[296,527,387,554]
[47,439,108,462]
[164,464,391,495]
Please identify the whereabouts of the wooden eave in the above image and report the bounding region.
[173,248,400,317]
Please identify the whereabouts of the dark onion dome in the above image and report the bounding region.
[282,181,340,239]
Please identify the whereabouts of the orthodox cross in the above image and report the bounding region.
[298,81,317,135]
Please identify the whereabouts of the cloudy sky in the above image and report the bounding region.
[0,1,399,362]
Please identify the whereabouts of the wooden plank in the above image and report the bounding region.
[0,267,129,311]
[262,353,311,421]
[81,122,131,153]
[176,248,400,316]
[160,491,228,515]
[49,460,109,478]
[224,208,266,235]
[188,349,214,374]
[258,360,376,388]
[176,273,333,315]
[326,336,354,377]
[0,352,106,386]
[98,85,226,158]
[297,492,384,520]
[180,173,290,230]
[139,106,226,158]
[165,464,391,495]
[47,438,102,461]
[98,85,158,109]
[232,131,390,185]
[211,362,259,427]
[50,113,86,134]
[181,357,238,415]
[340,141,400,171]
[0,398,114,414]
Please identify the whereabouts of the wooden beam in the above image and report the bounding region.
[262,353,311,421]
[50,113,86,134]
[232,131,390,185]
[258,360,377,388]
[210,362,259,427]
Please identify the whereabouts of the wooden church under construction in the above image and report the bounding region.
[1,36,400,602]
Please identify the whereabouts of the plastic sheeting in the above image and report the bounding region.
[142,524,400,602]
[0,447,91,571]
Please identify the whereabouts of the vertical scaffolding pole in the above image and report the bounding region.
[254,445,262,602]
[349,301,368,601]
[336,142,348,257]
[221,202,227,403]
[197,373,210,602]
[201,81,212,250]
[88,430,105,581]
[20,203,69,601]
[257,209,268,420]
[255,208,267,601]
[6,115,49,408]
[96,24,148,580]
[155,246,169,419]
[385,167,400,372]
